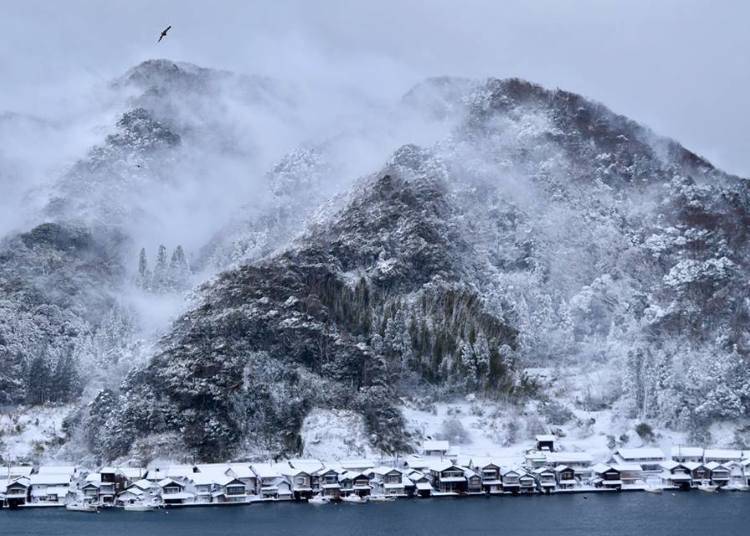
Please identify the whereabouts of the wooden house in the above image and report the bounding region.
[554,465,577,489]
[368,467,407,497]
[659,461,692,490]
[706,462,730,487]
[80,481,101,504]
[519,472,537,494]
[212,477,248,504]
[535,434,556,452]
[428,462,467,493]
[612,463,643,486]
[4,477,30,508]
[158,478,194,505]
[476,462,503,494]
[340,471,372,497]
[29,472,71,505]
[684,462,710,487]
[225,464,257,497]
[500,469,521,493]
[611,448,664,473]
[422,440,450,458]
[251,464,292,500]
[408,471,433,497]
[283,468,313,500]
[533,467,557,493]
[592,464,622,490]
[464,469,483,494]
[316,468,343,499]
[545,452,594,480]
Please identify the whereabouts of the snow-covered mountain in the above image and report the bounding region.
[1,62,749,464]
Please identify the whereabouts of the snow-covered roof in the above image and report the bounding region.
[554,465,573,472]
[190,472,219,486]
[8,466,33,477]
[426,460,455,472]
[533,467,555,475]
[36,465,76,475]
[368,466,402,476]
[612,464,642,472]
[423,440,450,452]
[157,478,183,488]
[338,459,376,471]
[165,465,199,479]
[339,470,369,480]
[404,455,431,469]
[288,459,324,474]
[614,448,665,460]
[129,479,153,491]
[704,449,742,461]
[545,452,593,464]
[463,468,478,478]
[226,463,255,480]
[536,435,556,442]
[683,462,706,470]
[670,446,703,458]
[30,473,71,485]
[416,481,433,490]
[251,463,282,479]
[660,460,681,471]
[592,463,614,474]
[705,461,729,470]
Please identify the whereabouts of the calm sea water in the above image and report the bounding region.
[2,492,749,536]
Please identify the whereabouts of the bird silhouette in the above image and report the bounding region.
[158,25,172,43]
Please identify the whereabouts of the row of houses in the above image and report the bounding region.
[4,442,750,508]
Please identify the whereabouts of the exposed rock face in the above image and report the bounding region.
[107,145,519,461]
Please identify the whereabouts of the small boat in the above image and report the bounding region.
[367,495,395,502]
[308,495,330,505]
[123,503,157,512]
[66,503,98,513]
[341,494,366,504]
[698,484,718,493]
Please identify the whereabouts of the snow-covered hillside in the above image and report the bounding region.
[1,61,749,466]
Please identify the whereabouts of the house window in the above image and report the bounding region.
[227,485,245,496]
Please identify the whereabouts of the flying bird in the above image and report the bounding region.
[157,25,172,43]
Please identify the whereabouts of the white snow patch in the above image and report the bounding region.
[300,408,375,461]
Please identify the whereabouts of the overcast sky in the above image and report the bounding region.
[2,0,749,176]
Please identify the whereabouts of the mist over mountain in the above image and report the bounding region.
[1,59,749,465]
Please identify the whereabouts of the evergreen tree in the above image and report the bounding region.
[136,247,151,290]
[168,245,190,291]
[152,245,169,292]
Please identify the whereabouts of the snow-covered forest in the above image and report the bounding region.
[1,59,749,466]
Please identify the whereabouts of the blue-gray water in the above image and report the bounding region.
[2,493,750,536]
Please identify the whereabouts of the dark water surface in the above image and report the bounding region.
[2,492,749,536]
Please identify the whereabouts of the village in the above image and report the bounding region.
[2,436,750,512]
